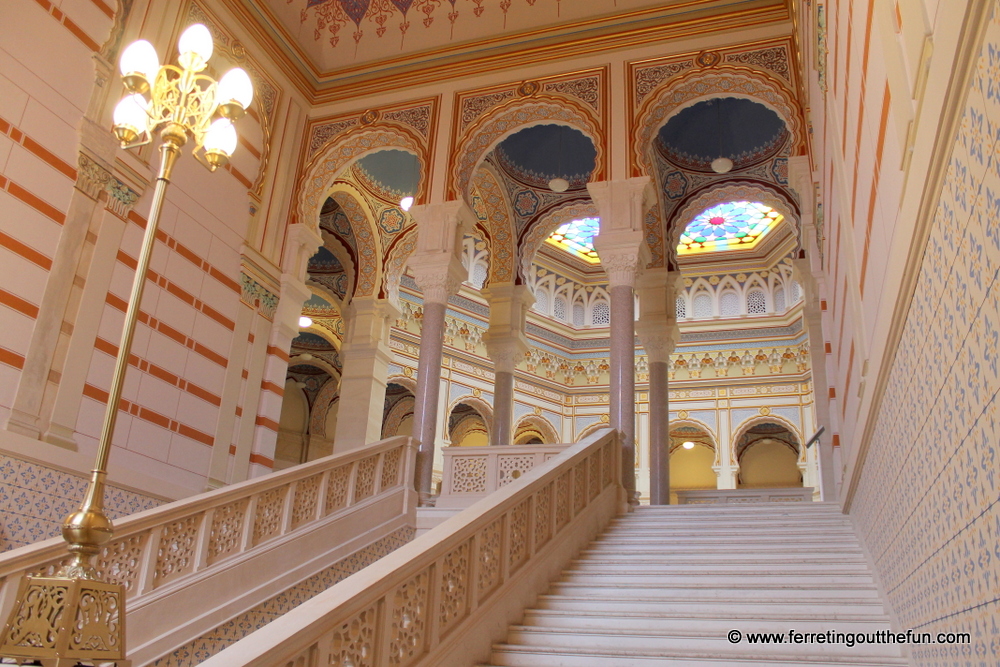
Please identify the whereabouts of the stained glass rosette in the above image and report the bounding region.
[546,217,601,263]
[677,201,783,255]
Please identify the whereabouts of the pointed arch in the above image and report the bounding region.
[472,163,515,285]
[669,417,721,467]
[450,97,605,202]
[513,414,560,444]
[632,66,804,179]
[297,125,427,234]
[730,415,803,466]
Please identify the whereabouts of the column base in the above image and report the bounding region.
[4,409,43,440]
[41,422,79,451]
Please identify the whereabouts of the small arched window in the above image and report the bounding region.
[592,300,610,325]
[534,290,548,314]
[675,295,686,319]
[747,289,767,314]
[774,287,786,313]
[693,292,712,319]
[573,302,585,327]
[554,296,567,321]
[720,291,740,317]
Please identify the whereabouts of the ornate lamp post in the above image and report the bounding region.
[0,24,252,665]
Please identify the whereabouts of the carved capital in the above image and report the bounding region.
[75,153,111,201]
[600,251,643,288]
[636,319,681,364]
[484,336,527,373]
[409,257,466,304]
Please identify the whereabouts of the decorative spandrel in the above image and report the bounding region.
[677,201,782,255]
[545,217,601,263]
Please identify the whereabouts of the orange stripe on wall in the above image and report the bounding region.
[0,230,52,270]
[3,178,66,224]
[0,289,39,319]
[0,347,25,370]
[82,381,215,446]
[249,453,274,468]
[255,415,280,431]
[126,210,241,294]
[266,345,291,363]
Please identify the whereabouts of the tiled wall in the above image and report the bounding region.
[0,453,164,551]
[152,526,415,667]
[851,7,1000,666]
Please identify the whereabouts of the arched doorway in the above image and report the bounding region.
[448,402,490,447]
[735,421,802,488]
[668,423,718,504]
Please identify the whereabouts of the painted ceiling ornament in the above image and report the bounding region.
[518,80,540,97]
[677,201,783,255]
[696,50,722,67]
[360,108,379,125]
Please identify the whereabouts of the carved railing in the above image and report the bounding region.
[437,443,569,508]
[0,436,417,665]
[198,428,623,667]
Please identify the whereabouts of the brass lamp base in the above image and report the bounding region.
[0,575,128,667]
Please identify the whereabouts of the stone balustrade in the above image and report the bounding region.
[437,443,570,509]
[198,428,623,667]
[0,436,417,664]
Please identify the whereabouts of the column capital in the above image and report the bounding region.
[410,199,476,255]
[636,318,681,364]
[597,245,645,288]
[409,258,466,304]
[343,295,400,349]
[637,268,683,320]
[273,274,311,344]
[484,336,527,373]
[281,223,324,280]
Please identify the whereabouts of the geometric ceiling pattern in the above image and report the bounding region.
[677,201,783,255]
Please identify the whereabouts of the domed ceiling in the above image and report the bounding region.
[354,149,421,199]
[492,124,596,189]
[656,98,787,172]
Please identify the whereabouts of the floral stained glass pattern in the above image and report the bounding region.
[677,201,782,255]
[546,217,601,263]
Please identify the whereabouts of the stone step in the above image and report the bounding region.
[581,545,866,557]
[558,571,876,586]
[545,582,882,600]
[520,610,894,633]
[631,504,843,515]
[570,554,868,573]
[484,643,909,666]
[502,626,906,658]
[534,595,891,618]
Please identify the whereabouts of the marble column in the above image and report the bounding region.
[637,269,682,504]
[590,177,652,507]
[409,201,472,504]
[482,284,532,446]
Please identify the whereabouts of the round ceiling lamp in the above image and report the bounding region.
[711,157,733,174]
[298,316,313,328]
[548,177,569,193]
[399,196,414,211]
[299,353,314,360]
[682,441,695,449]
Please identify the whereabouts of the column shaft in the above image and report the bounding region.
[609,283,637,503]
[413,300,448,501]
[648,360,670,504]
[491,370,514,446]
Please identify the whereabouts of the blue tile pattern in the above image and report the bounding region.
[0,454,164,552]
[852,9,1000,666]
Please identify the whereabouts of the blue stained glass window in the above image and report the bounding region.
[546,217,601,263]
[677,201,782,255]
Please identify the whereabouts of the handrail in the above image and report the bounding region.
[0,436,416,622]
[198,428,623,667]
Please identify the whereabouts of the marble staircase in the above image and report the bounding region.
[481,502,910,667]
